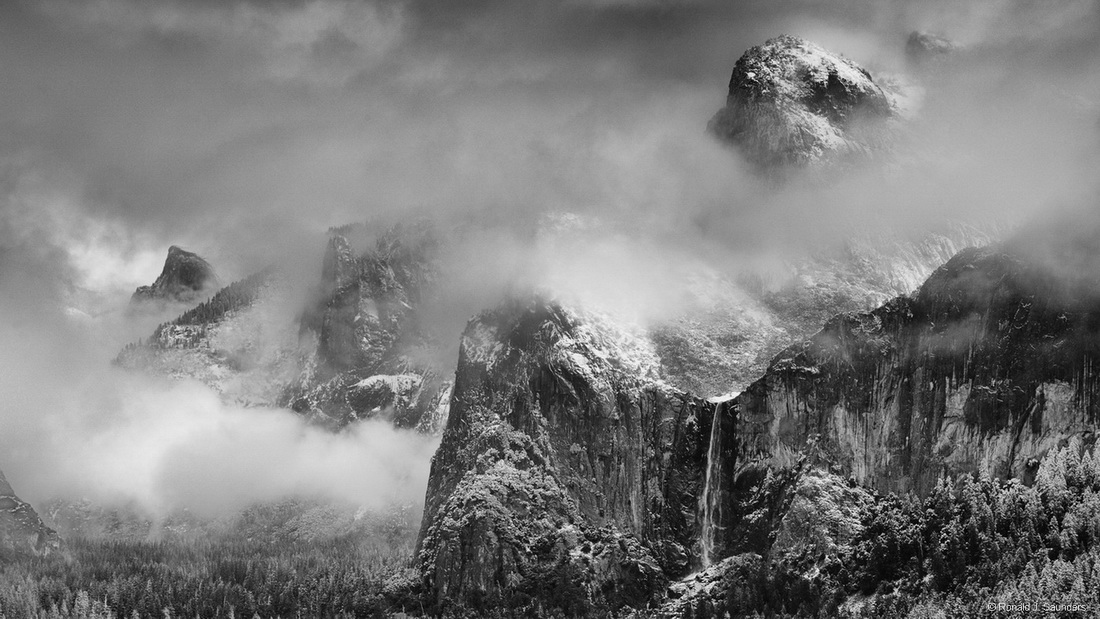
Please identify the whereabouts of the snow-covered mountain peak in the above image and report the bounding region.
[709,35,902,171]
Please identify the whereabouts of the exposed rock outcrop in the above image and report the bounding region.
[414,210,1095,611]
[415,298,717,615]
[130,245,219,306]
[708,35,905,171]
[282,222,450,432]
[118,222,451,430]
[115,268,298,407]
[0,468,59,555]
[661,468,873,617]
[700,221,1100,564]
[905,31,959,66]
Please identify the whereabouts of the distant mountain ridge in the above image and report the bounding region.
[117,223,451,431]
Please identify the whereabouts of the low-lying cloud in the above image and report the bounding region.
[0,295,437,516]
[1,0,1099,514]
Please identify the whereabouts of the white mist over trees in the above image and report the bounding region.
[0,0,1098,524]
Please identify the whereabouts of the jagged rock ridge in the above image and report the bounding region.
[281,222,450,432]
[130,245,219,306]
[0,468,59,555]
[118,222,453,432]
[708,35,908,171]
[115,268,298,406]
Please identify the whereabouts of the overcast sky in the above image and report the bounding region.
[2,0,1096,301]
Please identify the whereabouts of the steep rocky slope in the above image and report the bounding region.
[698,218,1100,566]
[653,222,996,396]
[415,298,719,615]
[412,228,1100,614]
[708,35,912,171]
[116,268,299,407]
[117,223,450,431]
[108,35,1007,615]
[280,222,450,432]
[130,245,219,306]
[410,33,1008,612]
[118,210,992,428]
[0,468,59,555]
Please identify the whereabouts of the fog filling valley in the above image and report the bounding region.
[1,0,1099,522]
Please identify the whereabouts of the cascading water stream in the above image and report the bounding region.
[700,392,737,568]
[699,406,721,567]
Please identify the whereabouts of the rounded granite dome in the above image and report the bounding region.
[708,35,899,171]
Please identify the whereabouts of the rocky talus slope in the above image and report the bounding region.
[0,468,59,555]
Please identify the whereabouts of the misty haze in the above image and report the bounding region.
[2,0,1100,617]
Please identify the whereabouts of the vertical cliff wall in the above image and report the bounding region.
[414,298,718,614]
[697,243,1100,567]
[284,222,451,432]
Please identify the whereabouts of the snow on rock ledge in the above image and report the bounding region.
[414,296,719,615]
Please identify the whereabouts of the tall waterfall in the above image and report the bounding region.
[700,392,737,568]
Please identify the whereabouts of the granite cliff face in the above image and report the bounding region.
[413,225,1100,612]
[282,222,450,432]
[0,468,59,555]
[708,35,909,171]
[415,298,719,615]
[700,231,1100,564]
[410,35,1014,612]
[130,245,219,306]
[106,34,1013,609]
[118,223,450,432]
